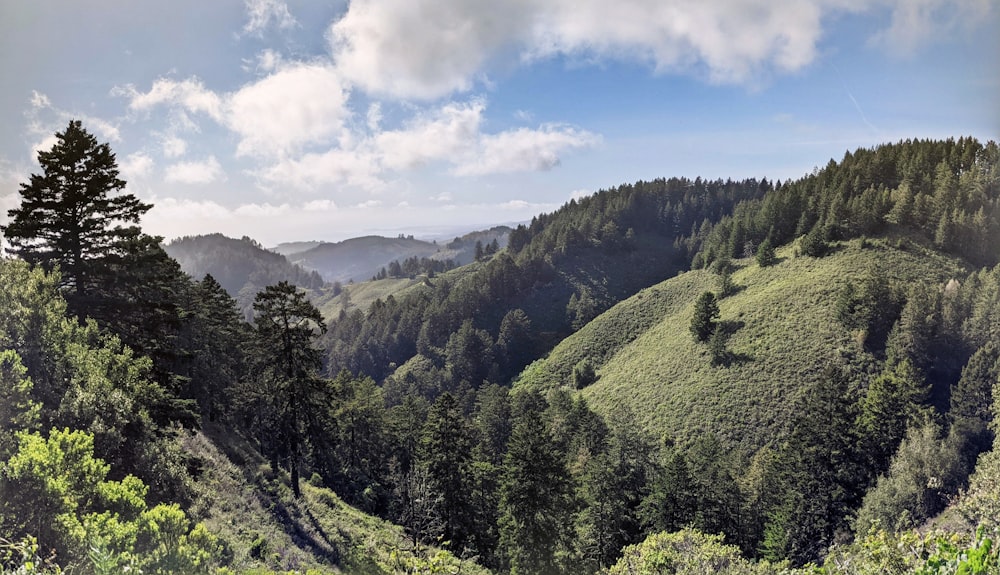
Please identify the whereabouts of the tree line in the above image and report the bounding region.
[2,121,999,573]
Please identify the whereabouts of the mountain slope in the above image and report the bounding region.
[164,234,325,314]
[517,234,967,455]
[181,424,491,574]
[288,226,511,284]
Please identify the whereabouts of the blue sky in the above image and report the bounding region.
[1,0,997,246]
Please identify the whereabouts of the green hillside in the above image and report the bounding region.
[517,234,967,455]
[180,424,491,575]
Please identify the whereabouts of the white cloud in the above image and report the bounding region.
[569,189,592,201]
[872,0,993,55]
[235,202,291,217]
[303,199,338,211]
[121,63,351,159]
[256,147,385,191]
[162,135,187,158]
[327,0,844,99]
[30,91,51,109]
[255,49,283,73]
[356,200,382,208]
[500,199,530,210]
[243,0,297,35]
[148,197,233,220]
[120,152,155,179]
[453,124,599,176]
[120,77,225,121]
[30,135,59,158]
[164,156,225,184]
[329,0,528,99]
[375,101,483,170]
[228,63,350,158]
[366,103,383,132]
[327,0,988,100]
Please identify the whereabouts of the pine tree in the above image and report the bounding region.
[253,281,327,498]
[755,237,776,267]
[419,392,474,552]
[690,291,720,342]
[499,395,572,575]
[2,120,151,318]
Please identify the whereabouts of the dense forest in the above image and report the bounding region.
[1,121,999,574]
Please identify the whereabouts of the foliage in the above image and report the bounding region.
[608,528,784,575]
[251,281,327,499]
[1,120,149,315]
[690,291,720,342]
[164,233,325,316]
[0,428,218,573]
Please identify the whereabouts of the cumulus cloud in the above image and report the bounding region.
[120,152,155,179]
[327,0,831,99]
[120,77,225,121]
[243,0,297,35]
[120,63,349,159]
[872,0,993,55]
[253,98,597,190]
[329,0,529,99]
[235,202,291,216]
[228,63,350,158]
[327,0,990,100]
[375,101,483,170]
[148,197,233,220]
[164,156,225,184]
[303,199,338,211]
[453,124,599,176]
[162,136,187,158]
[255,147,385,191]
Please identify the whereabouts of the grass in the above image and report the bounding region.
[516,235,967,457]
[179,423,492,574]
[312,278,428,321]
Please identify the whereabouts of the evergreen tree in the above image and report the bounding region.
[762,367,864,564]
[2,120,152,319]
[690,291,720,342]
[419,392,474,553]
[499,395,572,575]
[252,281,327,498]
[578,411,654,569]
[755,237,776,267]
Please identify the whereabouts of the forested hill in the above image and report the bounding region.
[164,233,325,313]
[4,123,1000,575]
[280,226,512,285]
[319,176,770,388]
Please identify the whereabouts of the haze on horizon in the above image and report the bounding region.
[1,0,997,246]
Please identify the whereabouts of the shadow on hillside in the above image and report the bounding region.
[710,320,754,367]
[200,424,341,566]
[268,496,341,565]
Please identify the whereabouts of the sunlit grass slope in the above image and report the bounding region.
[517,236,967,456]
[180,424,491,574]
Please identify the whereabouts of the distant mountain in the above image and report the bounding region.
[270,240,324,256]
[288,226,511,284]
[164,233,325,314]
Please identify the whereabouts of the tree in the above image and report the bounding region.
[2,120,151,319]
[799,222,828,257]
[419,392,474,553]
[499,395,572,575]
[252,281,327,498]
[690,291,720,342]
[756,237,776,267]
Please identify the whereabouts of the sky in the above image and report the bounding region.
[0,0,997,246]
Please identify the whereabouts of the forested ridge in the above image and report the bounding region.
[2,121,1000,574]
